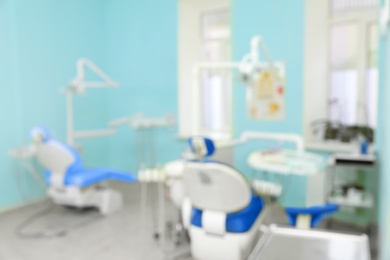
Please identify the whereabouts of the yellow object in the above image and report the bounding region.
[296,214,312,229]
[257,71,275,99]
[250,107,258,117]
[268,102,280,115]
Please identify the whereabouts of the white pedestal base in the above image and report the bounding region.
[48,186,123,215]
[189,215,262,260]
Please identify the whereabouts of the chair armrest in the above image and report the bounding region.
[202,210,227,236]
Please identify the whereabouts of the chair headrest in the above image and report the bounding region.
[30,126,54,143]
[183,161,251,212]
[188,137,215,159]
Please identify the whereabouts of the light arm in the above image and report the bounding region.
[65,58,120,145]
[110,113,176,129]
[239,35,278,80]
[217,131,305,154]
[70,58,119,93]
[190,36,281,136]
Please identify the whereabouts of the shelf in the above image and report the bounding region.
[328,195,374,208]
[306,141,356,153]
[306,141,376,154]
[329,153,376,167]
[332,153,375,161]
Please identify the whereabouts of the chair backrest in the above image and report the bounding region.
[30,126,81,176]
[35,140,78,175]
[183,161,251,213]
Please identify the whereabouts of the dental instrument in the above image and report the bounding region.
[110,113,176,182]
[110,113,176,130]
[111,113,177,248]
[65,58,119,146]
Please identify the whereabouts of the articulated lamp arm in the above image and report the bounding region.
[239,35,278,82]
[70,58,119,94]
[65,58,120,145]
[217,131,305,154]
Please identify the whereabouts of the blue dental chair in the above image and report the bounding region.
[30,126,137,215]
[182,137,266,260]
[285,203,339,228]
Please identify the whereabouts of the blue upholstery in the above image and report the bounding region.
[42,141,137,187]
[285,203,339,228]
[45,168,137,187]
[188,137,216,157]
[191,194,264,233]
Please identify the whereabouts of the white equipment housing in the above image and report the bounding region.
[190,217,262,260]
[221,131,327,208]
[47,186,123,216]
[248,224,371,260]
[183,161,265,260]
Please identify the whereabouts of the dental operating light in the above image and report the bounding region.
[238,35,277,83]
[192,35,284,135]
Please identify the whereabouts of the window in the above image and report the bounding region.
[304,0,379,151]
[178,0,232,140]
[366,23,379,128]
[200,10,231,139]
[329,23,359,126]
[331,0,379,13]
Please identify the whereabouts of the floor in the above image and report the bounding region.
[0,182,378,260]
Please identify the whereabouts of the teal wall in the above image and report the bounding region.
[231,0,306,206]
[0,0,185,211]
[0,0,309,209]
[105,0,184,173]
[0,1,27,209]
[0,0,109,210]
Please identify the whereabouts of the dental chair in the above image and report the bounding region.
[183,137,266,260]
[30,126,137,215]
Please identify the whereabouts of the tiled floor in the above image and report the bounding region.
[0,182,378,260]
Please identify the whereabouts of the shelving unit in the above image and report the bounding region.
[328,194,374,208]
[327,153,377,229]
